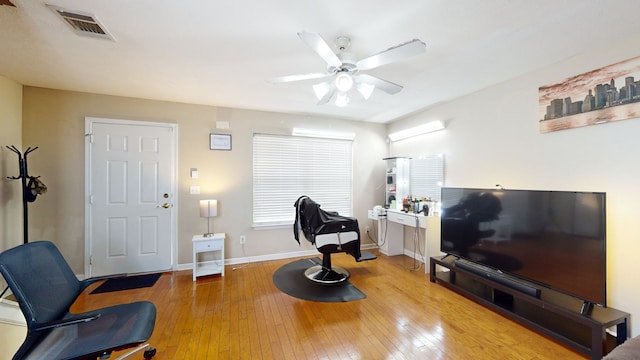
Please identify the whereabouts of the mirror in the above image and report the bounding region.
[384,154,444,211]
[410,154,444,201]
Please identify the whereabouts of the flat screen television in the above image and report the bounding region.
[440,187,606,306]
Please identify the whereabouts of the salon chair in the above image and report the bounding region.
[293,196,375,284]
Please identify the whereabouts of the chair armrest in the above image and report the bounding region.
[32,313,101,331]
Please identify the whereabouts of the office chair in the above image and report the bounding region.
[293,196,375,284]
[0,241,156,360]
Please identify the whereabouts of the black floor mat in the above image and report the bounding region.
[90,273,162,294]
[272,257,365,302]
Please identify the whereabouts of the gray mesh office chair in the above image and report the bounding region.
[0,241,156,360]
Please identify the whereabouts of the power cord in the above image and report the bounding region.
[379,215,388,248]
[407,214,425,272]
[365,219,380,245]
[231,242,250,271]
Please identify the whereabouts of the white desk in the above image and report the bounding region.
[369,209,441,273]
[192,233,225,281]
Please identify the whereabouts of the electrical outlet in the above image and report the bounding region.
[239,235,246,244]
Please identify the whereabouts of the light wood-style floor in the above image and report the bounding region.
[72,251,586,359]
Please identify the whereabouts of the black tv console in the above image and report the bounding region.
[430,255,629,360]
[453,259,542,298]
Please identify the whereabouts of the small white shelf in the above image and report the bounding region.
[192,233,225,281]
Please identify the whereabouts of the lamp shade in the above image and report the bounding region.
[334,93,349,107]
[199,200,218,218]
[335,73,354,92]
[312,81,332,101]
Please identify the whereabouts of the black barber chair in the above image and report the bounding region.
[293,196,375,284]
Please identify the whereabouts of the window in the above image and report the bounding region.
[253,134,353,227]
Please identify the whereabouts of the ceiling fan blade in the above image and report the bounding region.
[267,72,331,84]
[357,74,403,95]
[356,39,426,71]
[317,87,336,105]
[298,31,342,68]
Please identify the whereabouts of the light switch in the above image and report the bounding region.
[190,186,200,194]
[190,168,198,179]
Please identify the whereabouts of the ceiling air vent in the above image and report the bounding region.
[47,5,115,41]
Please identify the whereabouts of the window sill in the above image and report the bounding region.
[251,222,293,230]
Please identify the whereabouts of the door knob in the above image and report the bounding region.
[162,203,170,208]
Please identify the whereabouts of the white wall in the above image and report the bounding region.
[389,32,640,335]
[0,300,26,360]
[0,75,23,252]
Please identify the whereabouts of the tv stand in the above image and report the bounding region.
[430,255,629,359]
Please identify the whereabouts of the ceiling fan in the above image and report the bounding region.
[268,31,426,107]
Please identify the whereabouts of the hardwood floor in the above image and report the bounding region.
[72,251,586,359]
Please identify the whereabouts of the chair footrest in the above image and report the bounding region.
[357,251,377,262]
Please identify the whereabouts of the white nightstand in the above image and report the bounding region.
[192,233,225,281]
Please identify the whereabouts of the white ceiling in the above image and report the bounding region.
[1,0,639,123]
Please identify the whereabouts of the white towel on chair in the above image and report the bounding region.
[315,231,358,248]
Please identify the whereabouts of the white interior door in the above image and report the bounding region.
[85,117,176,277]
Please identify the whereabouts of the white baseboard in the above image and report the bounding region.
[176,244,381,272]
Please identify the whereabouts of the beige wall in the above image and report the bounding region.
[0,77,26,358]
[21,88,387,273]
[0,76,23,252]
[389,32,640,335]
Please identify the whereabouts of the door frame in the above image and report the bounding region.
[84,117,178,277]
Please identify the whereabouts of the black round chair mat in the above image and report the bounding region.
[272,257,366,302]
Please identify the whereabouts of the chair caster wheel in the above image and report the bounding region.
[143,347,156,359]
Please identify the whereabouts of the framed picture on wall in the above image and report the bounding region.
[538,54,640,133]
[210,133,232,150]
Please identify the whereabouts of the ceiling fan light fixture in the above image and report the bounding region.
[357,82,375,100]
[335,93,350,107]
[312,81,332,100]
[335,73,354,92]
[269,31,426,107]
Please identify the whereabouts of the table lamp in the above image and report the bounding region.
[199,199,218,237]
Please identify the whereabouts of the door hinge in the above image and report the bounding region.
[85,133,94,143]
[89,256,93,265]
[89,195,94,204]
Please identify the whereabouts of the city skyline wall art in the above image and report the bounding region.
[539,55,640,133]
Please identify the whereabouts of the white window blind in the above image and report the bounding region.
[253,134,353,227]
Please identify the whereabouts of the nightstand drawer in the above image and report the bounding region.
[194,240,223,252]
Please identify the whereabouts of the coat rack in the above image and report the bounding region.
[6,145,44,244]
